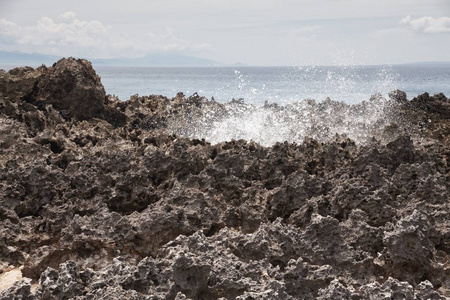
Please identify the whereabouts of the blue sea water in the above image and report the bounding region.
[95,64,450,105]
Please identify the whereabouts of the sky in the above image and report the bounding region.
[0,0,449,66]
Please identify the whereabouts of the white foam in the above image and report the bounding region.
[169,96,392,146]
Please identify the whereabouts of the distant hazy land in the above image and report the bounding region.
[2,50,450,69]
[0,50,222,68]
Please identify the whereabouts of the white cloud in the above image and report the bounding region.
[58,11,77,22]
[0,19,23,40]
[400,15,450,33]
[0,12,211,58]
[1,1,450,65]
[0,13,117,55]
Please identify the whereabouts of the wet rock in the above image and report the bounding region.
[389,89,408,104]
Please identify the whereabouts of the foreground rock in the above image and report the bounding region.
[0,58,449,299]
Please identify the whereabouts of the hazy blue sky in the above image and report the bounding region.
[1,0,449,65]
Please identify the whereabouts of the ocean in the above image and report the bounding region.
[94,64,450,105]
[2,62,449,145]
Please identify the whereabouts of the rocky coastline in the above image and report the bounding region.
[0,58,449,299]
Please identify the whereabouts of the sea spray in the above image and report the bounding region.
[153,93,395,146]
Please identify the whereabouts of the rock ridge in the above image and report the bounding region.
[0,58,449,299]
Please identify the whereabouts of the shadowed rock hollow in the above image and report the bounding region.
[0,58,449,299]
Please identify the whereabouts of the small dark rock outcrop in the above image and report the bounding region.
[0,57,126,126]
[0,58,449,299]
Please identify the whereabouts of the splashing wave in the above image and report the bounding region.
[158,94,394,146]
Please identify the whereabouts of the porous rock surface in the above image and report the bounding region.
[0,58,449,299]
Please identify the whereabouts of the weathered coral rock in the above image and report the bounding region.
[0,58,449,299]
[0,58,125,127]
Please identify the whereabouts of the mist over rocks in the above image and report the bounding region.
[0,58,449,299]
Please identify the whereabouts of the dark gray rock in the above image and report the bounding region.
[0,278,35,300]
[0,60,449,299]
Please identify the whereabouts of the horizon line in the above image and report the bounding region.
[1,50,450,69]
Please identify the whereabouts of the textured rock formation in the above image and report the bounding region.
[0,57,126,127]
[0,58,449,299]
